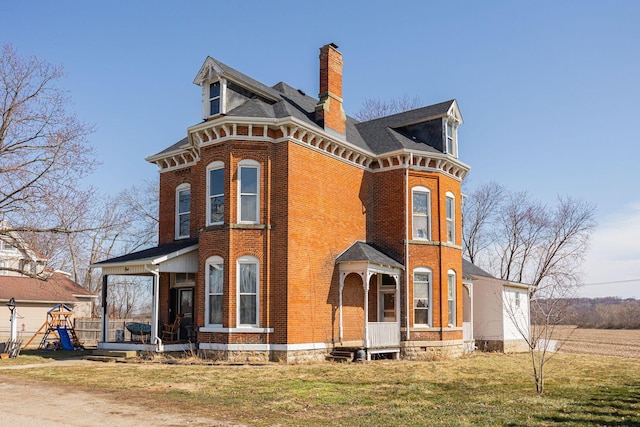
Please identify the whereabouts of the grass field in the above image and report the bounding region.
[3,350,639,426]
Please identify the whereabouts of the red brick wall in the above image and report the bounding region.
[285,141,367,344]
[155,130,464,347]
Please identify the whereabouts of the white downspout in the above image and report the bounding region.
[144,265,162,350]
[405,154,412,342]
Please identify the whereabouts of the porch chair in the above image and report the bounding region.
[161,314,184,342]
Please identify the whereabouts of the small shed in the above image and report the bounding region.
[463,260,531,353]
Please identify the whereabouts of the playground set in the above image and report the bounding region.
[24,304,84,350]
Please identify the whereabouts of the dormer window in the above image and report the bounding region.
[209,81,221,116]
[445,121,457,157]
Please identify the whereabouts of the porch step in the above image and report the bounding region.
[84,355,123,363]
[326,350,355,363]
[91,350,137,359]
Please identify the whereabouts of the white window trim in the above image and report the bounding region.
[447,269,456,327]
[237,255,259,327]
[446,191,455,244]
[203,78,227,119]
[237,159,260,224]
[413,267,433,327]
[445,120,458,157]
[205,256,224,327]
[207,161,224,226]
[175,183,191,240]
[412,186,431,241]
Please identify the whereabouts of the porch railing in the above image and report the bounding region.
[367,322,400,348]
[463,321,472,342]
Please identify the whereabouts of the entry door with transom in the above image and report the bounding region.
[378,274,397,322]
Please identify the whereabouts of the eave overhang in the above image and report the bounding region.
[148,115,470,180]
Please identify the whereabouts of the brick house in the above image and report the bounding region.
[94,44,470,362]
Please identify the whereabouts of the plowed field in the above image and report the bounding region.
[554,326,640,358]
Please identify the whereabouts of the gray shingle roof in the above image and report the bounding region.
[462,259,495,279]
[336,241,403,269]
[152,57,456,160]
[93,238,198,266]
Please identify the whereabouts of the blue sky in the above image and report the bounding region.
[3,1,639,298]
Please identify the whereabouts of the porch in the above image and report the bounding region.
[336,242,404,360]
[90,239,199,353]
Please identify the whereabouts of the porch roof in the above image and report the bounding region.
[336,241,404,270]
[91,239,199,274]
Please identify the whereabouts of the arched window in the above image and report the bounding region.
[413,267,432,327]
[175,183,190,239]
[446,192,455,244]
[237,255,259,326]
[207,161,224,225]
[447,269,456,327]
[238,160,260,224]
[205,256,224,326]
[412,186,431,240]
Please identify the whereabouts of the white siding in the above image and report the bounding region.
[502,287,530,341]
[472,277,505,340]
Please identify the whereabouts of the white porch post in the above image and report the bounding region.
[338,273,345,342]
[101,275,108,342]
[363,271,371,349]
[148,268,160,345]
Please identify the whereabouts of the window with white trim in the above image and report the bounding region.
[446,192,455,244]
[238,160,259,224]
[448,269,456,327]
[176,184,190,239]
[413,267,432,326]
[237,256,259,326]
[446,121,457,157]
[412,187,431,240]
[0,260,6,276]
[209,81,221,116]
[207,162,224,225]
[206,256,223,326]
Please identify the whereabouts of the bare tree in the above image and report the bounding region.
[354,94,423,121]
[462,181,505,264]
[464,185,596,393]
[0,44,96,275]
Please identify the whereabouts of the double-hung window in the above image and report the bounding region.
[238,160,259,223]
[446,121,457,157]
[176,184,190,239]
[207,162,224,225]
[237,256,259,326]
[209,81,221,116]
[447,270,456,327]
[413,268,432,326]
[412,187,431,240]
[446,192,455,244]
[206,257,223,326]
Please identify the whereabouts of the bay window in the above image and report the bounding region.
[176,184,190,239]
[413,267,432,326]
[206,257,223,326]
[238,160,259,223]
[207,162,224,225]
[412,187,431,240]
[237,256,259,326]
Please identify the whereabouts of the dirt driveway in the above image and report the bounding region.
[0,360,240,427]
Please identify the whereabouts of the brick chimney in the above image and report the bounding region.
[315,43,346,135]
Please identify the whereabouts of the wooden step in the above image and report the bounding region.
[91,350,137,359]
[83,355,122,363]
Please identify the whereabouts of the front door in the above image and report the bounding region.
[177,288,194,341]
[380,291,396,322]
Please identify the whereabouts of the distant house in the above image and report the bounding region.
[93,43,473,362]
[463,259,530,353]
[0,228,95,345]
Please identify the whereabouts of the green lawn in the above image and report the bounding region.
[2,352,639,426]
